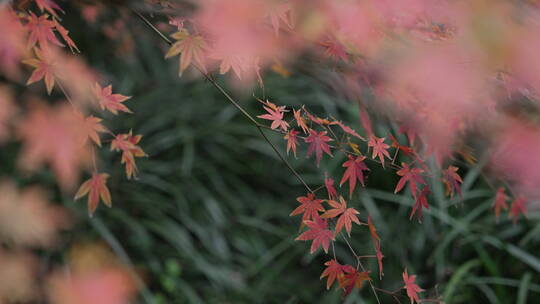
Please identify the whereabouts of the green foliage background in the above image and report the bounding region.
[41,6,540,303]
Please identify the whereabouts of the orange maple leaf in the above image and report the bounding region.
[321,196,360,236]
[442,165,463,198]
[165,29,208,76]
[293,109,309,134]
[110,131,147,179]
[35,0,64,18]
[81,115,107,147]
[75,173,112,216]
[341,266,371,296]
[284,129,299,157]
[94,83,132,115]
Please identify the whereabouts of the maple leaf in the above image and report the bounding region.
[492,187,508,222]
[403,269,424,304]
[289,193,324,222]
[340,155,369,197]
[94,83,132,115]
[341,266,371,296]
[375,241,384,279]
[75,173,112,216]
[320,259,345,290]
[509,196,527,223]
[321,196,360,236]
[293,109,309,134]
[265,2,292,36]
[395,162,425,196]
[17,102,90,190]
[324,174,337,200]
[305,129,333,167]
[25,12,63,50]
[389,134,414,157]
[53,19,80,53]
[359,107,373,138]
[165,29,208,76]
[284,129,299,157]
[410,186,430,222]
[295,215,334,254]
[81,115,107,147]
[367,216,381,243]
[368,136,391,167]
[442,165,463,198]
[257,102,289,131]
[335,121,365,140]
[23,48,56,94]
[110,131,147,179]
[35,0,64,18]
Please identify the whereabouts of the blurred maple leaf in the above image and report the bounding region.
[442,165,463,198]
[0,181,68,247]
[25,12,63,50]
[17,102,90,189]
[492,187,508,222]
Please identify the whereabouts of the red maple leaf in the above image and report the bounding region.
[340,155,369,197]
[321,196,360,236]
[359,107,374,138]
[23,48,56,94]
[94,83,132,115]
[492,187,508,222]
[335,121,365,140]
[341,266,371,296]
[389,134,414,156]
[289,193,324,221]
[403,269,424,304]
[410,186,430,222]
[284,129,299,157]
[509,196,527,223]
[395,162,425,196]
[35,0,64,18]
[293,109,309,134]
[257,102,289,131]
[305,129,333,167]
[75,173,112,216]
[25,12,63,50]
[368,136,391,167]
[320,259,345,290]
[324,174,337,200]
[295,215,334,254]
[53,19,80,53]
[442,165,463,198]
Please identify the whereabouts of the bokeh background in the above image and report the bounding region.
[5,2,540,303]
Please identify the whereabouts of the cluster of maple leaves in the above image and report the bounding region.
[10,1,148,215]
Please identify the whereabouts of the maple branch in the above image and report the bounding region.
[133,9,313,193]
